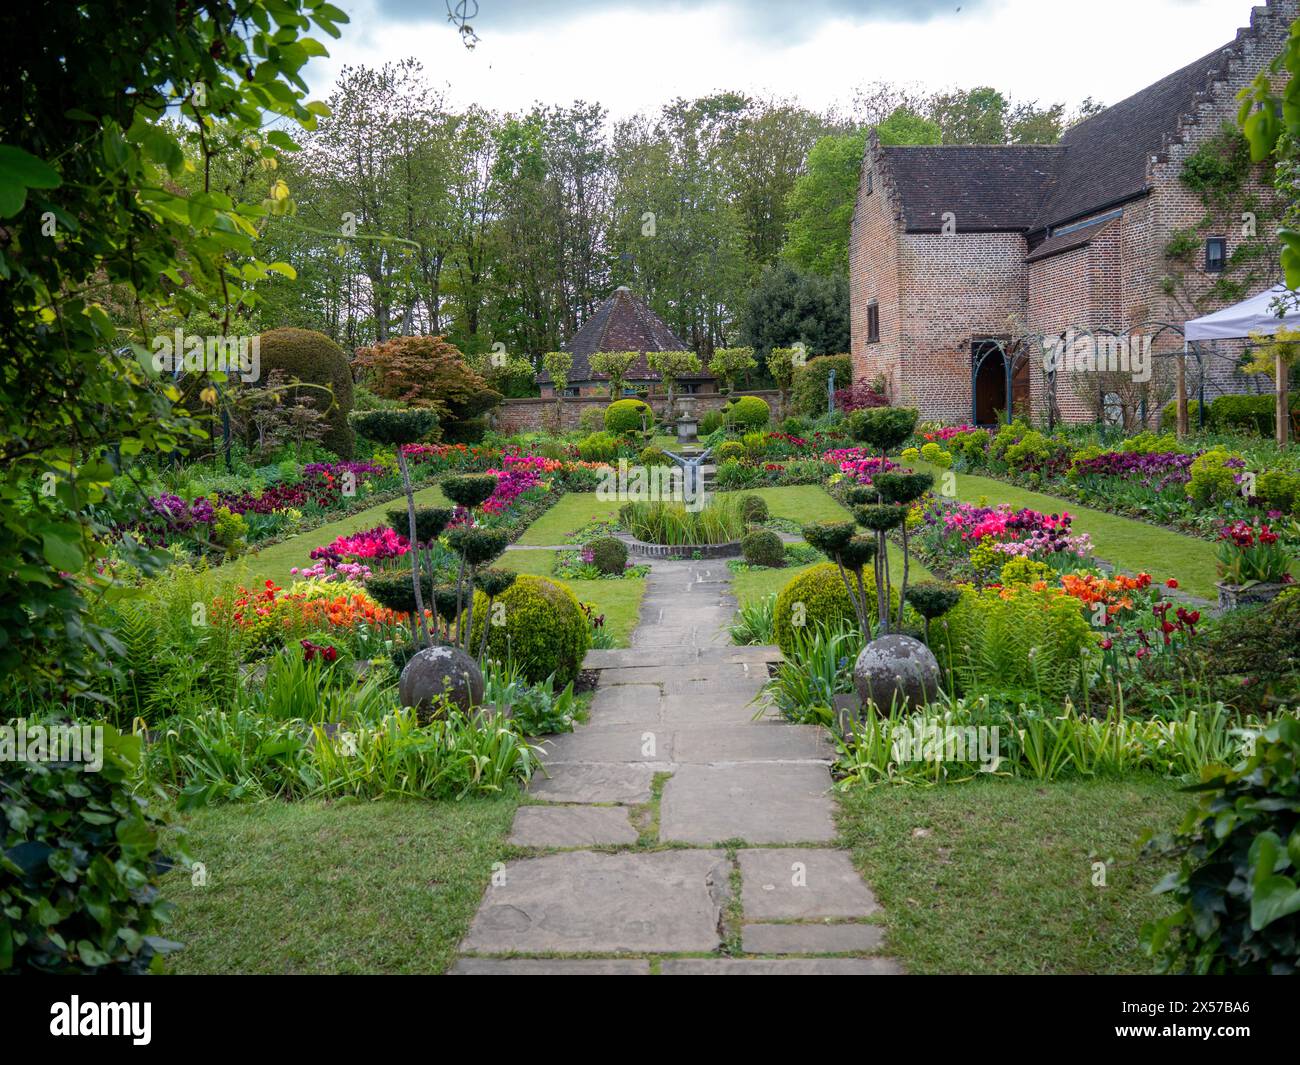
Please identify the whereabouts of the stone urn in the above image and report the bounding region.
[853,634,941,714]
[675,412,699,444]
[399,644,484,720]
[1215,580,1287,611]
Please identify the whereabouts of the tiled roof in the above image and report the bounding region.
[876,3,1288,236]
[880,145,1063,232]
[1029,43,1238,230]
[536,287,707,384]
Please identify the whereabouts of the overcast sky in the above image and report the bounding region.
[308,0,1254,119]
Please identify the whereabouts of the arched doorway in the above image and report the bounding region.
[971,340,1007,425]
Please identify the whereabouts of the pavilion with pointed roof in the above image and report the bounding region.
[535,286,716,398]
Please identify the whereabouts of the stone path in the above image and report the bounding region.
[451,557,902,975]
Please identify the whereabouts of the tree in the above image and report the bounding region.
[353,335,501,436]
[742,264,849,359]
[708,346,757,394]
[0,0,346,698]
[589,351,640,397]
[783,110,939,277]
[767,347,802,420]
[542,350,573,428]
[647,350,702,421]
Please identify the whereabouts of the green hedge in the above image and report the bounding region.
[791,354,851,417]
[260,327,356,458]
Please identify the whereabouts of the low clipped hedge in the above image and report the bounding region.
[469,574,591,686]
[577,432,620,462]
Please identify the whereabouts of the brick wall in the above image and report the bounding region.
[492,389,783,434]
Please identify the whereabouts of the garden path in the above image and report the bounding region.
[451,558,900,975]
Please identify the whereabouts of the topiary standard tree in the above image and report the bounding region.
[260,327,357,458]
[871,471,934,630]
[542,351,573,429]
[351,408,438,645]
[589,351,640,399]
[647,349,702,422]
[472,567,518,660]
[904,580,962,646]
[386,504,453,623]
[803,520,878,638]
[442,473,507,655]
[848,406,918,464]
[709,346,757,395]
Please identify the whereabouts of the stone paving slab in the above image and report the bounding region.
[450,958,650,975]
[540,724,673,765]
[671,723,831,764]
[742,922,885,955]
[508,805,639,847]
[659,763,836,844]
[461,850,730,954]
[586,683,662,727]
[661,958,902,975]
[659,695,763,725]
[738,848,881,920]
[583,646,782,670]
[528,763,655,804]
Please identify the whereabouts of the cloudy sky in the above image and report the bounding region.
[308,0,1254,119]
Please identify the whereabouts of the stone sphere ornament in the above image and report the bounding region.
[853,634,941,713]
[399,644,484,719]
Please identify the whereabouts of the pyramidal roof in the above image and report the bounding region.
[537,287,706,384]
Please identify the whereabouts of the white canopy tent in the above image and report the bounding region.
[1182,284,1298,444]
[1185,283,1298,341]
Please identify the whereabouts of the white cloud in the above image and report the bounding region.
[311,0,1251,119]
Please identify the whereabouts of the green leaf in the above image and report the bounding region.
[41,529,85,573]
[1250,875,1300,931]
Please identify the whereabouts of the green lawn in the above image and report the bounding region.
[163,795,516,974]
[917,462,1223,599]
[241,484,450,588]
[837,776,1189,974]
[499,548,645,647]
[515,492,622,545]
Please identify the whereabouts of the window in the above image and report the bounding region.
[562,386,580,398]
[680,381,700,395]
[1205,237,1226,273]
[867,301,880,344]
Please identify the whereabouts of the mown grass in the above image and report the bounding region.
[836,775,1189,974]
[163,796,516,974]
[730,541,934,609]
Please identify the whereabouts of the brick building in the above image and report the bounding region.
[535,286,716,398]
[849,0,1296,426]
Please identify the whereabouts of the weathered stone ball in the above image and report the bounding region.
[399,644,484,719]
[853,634,940,713]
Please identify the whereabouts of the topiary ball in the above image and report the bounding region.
[260,327,357,458]
[741,528,785,568]
[468,574,591,686]
[399,644,483,721]
[716,440,745,463]
[727,395,770,430]
[586,536,628,576]
[441,474,498,510]
[638,445,672,467]
[577,432,620,463]
[739,494,769,525]
[605,398,653,436]
[774,562,860,655]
